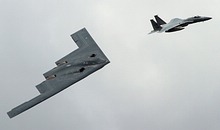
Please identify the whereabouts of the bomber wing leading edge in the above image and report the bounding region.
[7,28,110,118]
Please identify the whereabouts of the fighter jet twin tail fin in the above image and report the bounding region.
[149,15,166,34]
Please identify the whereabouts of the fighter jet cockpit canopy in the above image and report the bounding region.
[194,16,201,18]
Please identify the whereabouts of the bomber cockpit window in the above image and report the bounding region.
[90,54,96,58]
[79,67,85,72]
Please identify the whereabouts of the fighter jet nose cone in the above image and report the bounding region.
[206,17,212,21]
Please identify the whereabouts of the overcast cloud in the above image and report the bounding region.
[1,0,220,130]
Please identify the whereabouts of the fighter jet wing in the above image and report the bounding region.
[7,28,110,118]
[160,18,186,32]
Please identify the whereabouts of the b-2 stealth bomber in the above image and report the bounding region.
[149,15,212,34]
[7,28,110,118]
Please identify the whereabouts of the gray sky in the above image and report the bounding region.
[1,0,220,130]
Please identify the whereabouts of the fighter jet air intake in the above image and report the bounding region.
[149,15,212,34]
[7,28,110,118]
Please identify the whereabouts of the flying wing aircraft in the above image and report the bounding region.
[149,15,212,34]
[7,28,110,118]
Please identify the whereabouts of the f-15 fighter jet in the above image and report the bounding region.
[7,28,110,118]
[149,15,212,34]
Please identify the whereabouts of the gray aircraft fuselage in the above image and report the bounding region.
[149,15,212,34]
[7,28,110,118]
